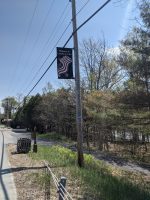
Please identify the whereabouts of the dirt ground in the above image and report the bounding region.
[7,144,83,200]
[7,143,150,200]
[7,144,54,200]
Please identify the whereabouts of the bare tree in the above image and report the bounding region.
[80,38,123,91]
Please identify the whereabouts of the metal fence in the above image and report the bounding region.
[44,161,73,200]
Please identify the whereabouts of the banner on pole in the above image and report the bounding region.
[57,47,74,79]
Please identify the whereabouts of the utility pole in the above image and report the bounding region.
[33,125,37,153]
[71,0,84,167]
[7,98,9,127]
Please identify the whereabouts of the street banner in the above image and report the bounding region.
[57,47,74,79]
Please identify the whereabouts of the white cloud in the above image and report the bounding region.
[119,0,135,41]
[107,47,120,56]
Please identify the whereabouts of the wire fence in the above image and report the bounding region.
[43,161,73,200]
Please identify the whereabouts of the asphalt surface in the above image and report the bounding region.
[0,128,31,200]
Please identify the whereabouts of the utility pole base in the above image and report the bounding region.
[33,144,37,153]
[71,0,84,167]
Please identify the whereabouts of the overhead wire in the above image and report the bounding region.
[26,0,112,96]
[11,0,55,95]
[7,0,39,94]
[19,2,71,94]
[21,0,55,69]
[25,21,71,97]
[76,0,90,15]
[21,0,90,94]
[30,2,70,73]
[16,0,112,109]
[64,0,112,47]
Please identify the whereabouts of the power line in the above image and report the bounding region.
[12,0,55,95]
[21,0,90,94]
[30,2,70,73]
[26,58,56,97]
[64,0,112,47]
[7,0,39,94]
[21,0,55,71]
[16,0,112,108]
[19,2,71,94]
[77,0,111,31]
[76,0,90,16]
[25,22,71,96]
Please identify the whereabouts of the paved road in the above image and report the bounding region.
[0,128,31,200]
[36,138,150,175]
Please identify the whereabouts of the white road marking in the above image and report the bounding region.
[0,130,17,200]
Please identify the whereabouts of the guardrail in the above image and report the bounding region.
[44,161,73,200]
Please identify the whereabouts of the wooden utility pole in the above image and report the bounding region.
[7,98,9,127]
[71,0,84,167]
[33,125,37,153]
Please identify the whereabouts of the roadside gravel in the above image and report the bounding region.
[7,144,45,200]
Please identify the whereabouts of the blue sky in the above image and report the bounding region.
[0,0,137,102]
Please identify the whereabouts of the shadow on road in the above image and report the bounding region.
[1,166,45,175]
[12,129,28,133]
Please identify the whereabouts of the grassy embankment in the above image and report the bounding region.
[37,132,74,144]
[37,132,70,141]
[29,145,150,200]
[37,132,150,164]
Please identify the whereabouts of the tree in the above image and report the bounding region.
[116,0,150,152]
[80,38,123,91]
[119,0,150,96]
[2,97,18,119]
[42,82,54,95]
[14,94,41,129]
[83,90,117,150]
[33,87,76,136]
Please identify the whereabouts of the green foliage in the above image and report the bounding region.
[37,132,72,142]
[14,94,41,129]
[30,145,77,167]
[14,87,76,137]
[2,97,18,119]
[30,145,150,200]
[119,0,150,96]
[13,1,150,158]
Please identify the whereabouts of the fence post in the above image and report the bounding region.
[58,177,67,200]
[45,167,50,200]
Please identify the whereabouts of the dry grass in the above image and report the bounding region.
[7,144,150,200]
[7,144,45,200]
